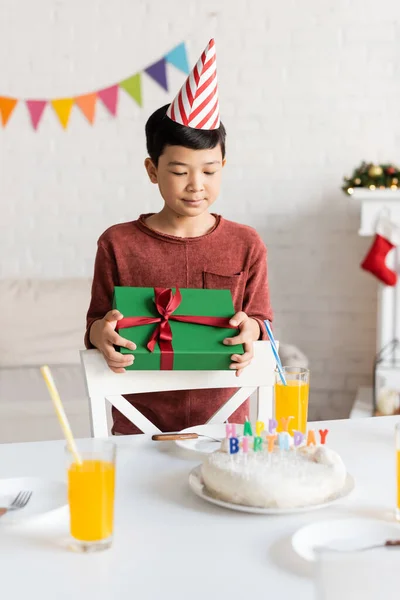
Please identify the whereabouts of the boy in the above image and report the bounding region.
[85,39,273,435]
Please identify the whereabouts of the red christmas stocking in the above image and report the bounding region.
[361,216,400,286]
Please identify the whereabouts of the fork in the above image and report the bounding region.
[317,539,400,553]
[0,491,33,518]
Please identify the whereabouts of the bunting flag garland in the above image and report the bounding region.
[0,97,18,126]
[165,43,190,75]
[51,98,74,129]
[26,100,47,129]
[97,85,119,116]
[145,59,168,91]
[120,74,142,107]
[75,93,96,124]
[0,41,190,131]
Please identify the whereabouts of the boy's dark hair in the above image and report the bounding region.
[145,104,226,166]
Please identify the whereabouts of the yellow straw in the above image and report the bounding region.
[40,365,82,465]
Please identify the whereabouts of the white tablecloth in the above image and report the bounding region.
[0,416,398,599]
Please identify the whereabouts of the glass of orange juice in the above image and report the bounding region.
[275,367,310,435]
[66,440,116,552]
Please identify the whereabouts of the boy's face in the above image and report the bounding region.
[145,144,225,218]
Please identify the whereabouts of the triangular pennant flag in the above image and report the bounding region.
[145,59,168,91]
[120,73,142,107]
[0,97,18,127]
[97,85,119,116]
[165,43,190,75]
[51,98,74,129]
[26,100,47,130]
[167,39,220,130]
[75,93,97,124]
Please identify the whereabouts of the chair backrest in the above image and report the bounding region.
[80,340,277,437]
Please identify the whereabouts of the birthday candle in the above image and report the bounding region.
[243,420,253,437]
[266,434,277,452]
[229,437,240,454]
[255,421,264,436]
[268,418,278,434]
[225,422,237,438]
[293,431,305,447]
[278,432,290,451]
[280,416,293,432]
[319,429,329,445]
[307,430,316,446]
[253,436,263,452]
[242,436,249,453]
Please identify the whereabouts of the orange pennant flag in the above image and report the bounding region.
[51,98,74,129]
[75,93,97,124]
[0,97,18,126]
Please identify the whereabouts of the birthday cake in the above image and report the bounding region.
[201,422,347,509]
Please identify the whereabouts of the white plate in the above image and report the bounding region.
[188,465,355,515]
[175,424,243,454]
[292,518,400,561]
[0,477,67,524]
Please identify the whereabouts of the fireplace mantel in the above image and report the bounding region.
[354,188,400,236]
[353,189,400,413]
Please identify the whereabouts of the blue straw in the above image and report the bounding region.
[264,320,287,386]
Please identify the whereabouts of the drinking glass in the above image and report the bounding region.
[275,366,309,435]
[66,439,116,552]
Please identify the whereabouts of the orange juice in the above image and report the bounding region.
[68,459,115,542]
[275,380,309,435]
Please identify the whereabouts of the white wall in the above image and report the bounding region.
[2,0,395,418]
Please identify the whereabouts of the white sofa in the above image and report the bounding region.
[0,279,308,443]
[0,279,92,442]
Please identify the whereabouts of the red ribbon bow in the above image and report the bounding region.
[116,287,235,370]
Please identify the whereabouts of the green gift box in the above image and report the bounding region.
[112,286,244,370]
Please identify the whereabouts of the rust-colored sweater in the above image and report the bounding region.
[85,214,273,434]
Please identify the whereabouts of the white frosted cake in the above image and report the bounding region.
[201,442,347,509]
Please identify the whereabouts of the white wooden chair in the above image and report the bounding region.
[80,340,277,438]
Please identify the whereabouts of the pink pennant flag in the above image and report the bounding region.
[97,85,119,116]
[26,100,47,130]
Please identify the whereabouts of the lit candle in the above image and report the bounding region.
[319,429,329,444]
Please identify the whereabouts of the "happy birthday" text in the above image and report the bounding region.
[225,419,329,454]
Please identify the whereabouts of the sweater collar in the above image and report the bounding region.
[134,213,222,244]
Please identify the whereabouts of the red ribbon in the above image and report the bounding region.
[116,287,235,370]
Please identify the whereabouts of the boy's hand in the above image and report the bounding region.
[223,312,260,377]
[89,310,136,374]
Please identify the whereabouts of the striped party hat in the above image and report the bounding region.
[167,39,220,130]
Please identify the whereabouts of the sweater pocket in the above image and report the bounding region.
[202,270,245,311]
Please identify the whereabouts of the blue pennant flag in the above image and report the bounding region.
[165,43,190,75]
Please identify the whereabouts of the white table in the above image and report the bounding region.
[0,416,398,599]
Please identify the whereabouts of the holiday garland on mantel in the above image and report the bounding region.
[0,42,189,130]
[342,161,400,194]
